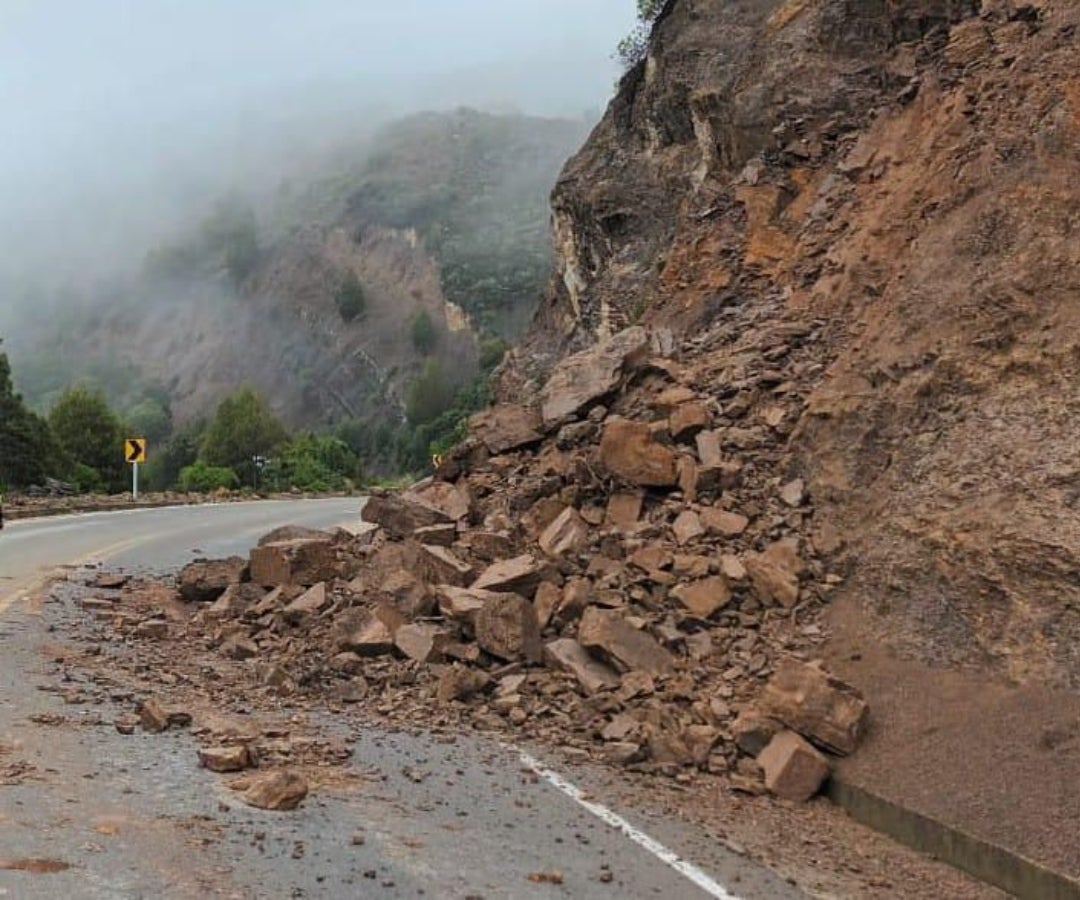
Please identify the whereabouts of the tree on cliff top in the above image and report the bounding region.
[617,0,666,70]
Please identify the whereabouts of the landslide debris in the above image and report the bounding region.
[70,325,868,802]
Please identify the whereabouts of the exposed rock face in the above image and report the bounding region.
[502,0,1080,690]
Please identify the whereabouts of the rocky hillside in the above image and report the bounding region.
[492,0,1080,689]
[7,109,589,435]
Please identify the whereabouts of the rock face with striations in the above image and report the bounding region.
[502,0,1080,689]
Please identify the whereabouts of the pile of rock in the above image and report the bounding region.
[733,658,868,801]
[117,325,863,794]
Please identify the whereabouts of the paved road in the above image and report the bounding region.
[0,501,802,899]
[0,499,363,613]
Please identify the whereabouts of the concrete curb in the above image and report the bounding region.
[5,493,354,523]
[828,776,1080,899]
[5,499,196,521]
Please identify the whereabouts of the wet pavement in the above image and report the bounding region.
[0,501,803,899]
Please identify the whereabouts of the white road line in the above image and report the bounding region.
[516,749,741,900]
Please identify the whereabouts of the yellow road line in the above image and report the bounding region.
[0,535,148,617]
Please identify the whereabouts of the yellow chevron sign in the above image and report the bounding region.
[125,438,147,464]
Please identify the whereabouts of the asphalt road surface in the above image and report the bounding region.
[0,501,802,899]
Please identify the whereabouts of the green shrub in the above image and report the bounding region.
[278,433,361,491]
[479,337,509,372]
[201,388,288,485]
[71,463,106,494]
[406,361,457,425]
[411,309,439,355]
[335,275,367,322]
[616,0,665,70]
[179,462,239,493]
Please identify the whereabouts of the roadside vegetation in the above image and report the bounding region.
[0,335,500,496]
[0,340,363,495]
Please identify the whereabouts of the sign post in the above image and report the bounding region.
[125,438,147,499]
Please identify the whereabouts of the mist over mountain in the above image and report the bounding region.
[0,0,633,290]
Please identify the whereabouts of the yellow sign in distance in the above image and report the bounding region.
[125,438,147,464]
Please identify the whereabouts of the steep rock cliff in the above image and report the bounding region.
[504,0,1080,686]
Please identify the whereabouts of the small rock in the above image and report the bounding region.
[138,698,170,734]
[114,714,139,735]
[780,479,806,508]
[605,492,644,532]
[282,582,329,623]
[436,667,492,703]
[199,745,253,773]
[134,619,168,640]
[544,638,621,694]
[538,507,589,557]
[671,577,731,619]
[671,511,705,546]
[669,402,710,442]
[240,770,309,811]
[733,709,783,757]
[701,508,750,537]
[394,624,452,664]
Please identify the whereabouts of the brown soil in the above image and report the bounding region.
[828,592,1080,879]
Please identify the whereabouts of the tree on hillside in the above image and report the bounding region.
[411,309,439,355]
[203,195,260,286]
[406,360,456,426]
[125,396,173,445]
[0,342,59,489]
[48,386,125,492]
[617,0,666,70]
[201,388,288,485]
[335,274,367,322]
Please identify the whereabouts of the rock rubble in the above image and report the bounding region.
[97,326,868,802]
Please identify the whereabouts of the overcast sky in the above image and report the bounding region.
[0,0,635,282]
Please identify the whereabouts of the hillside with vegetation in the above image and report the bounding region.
[0,108,590,492]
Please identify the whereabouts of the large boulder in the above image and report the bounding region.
[760,658,869,756]
[472,555,544,598]
[758,731,830,802]
[249,538,336,587]
[599,418,678,487]
[469,405,544,455]
[475,594,543,663]
[538,507,589,557]
[539,327,649,425]
[578,609,675,676]
[362,492,450,538]
[178,557,248,603]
